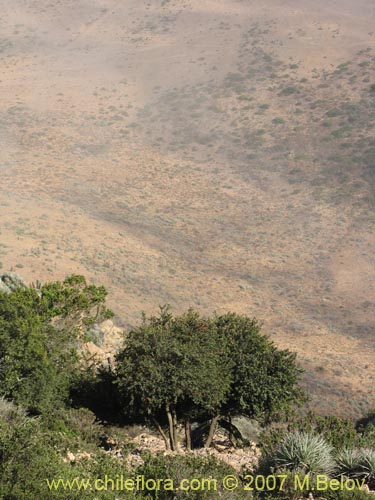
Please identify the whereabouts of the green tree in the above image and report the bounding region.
[215,313,306,425]
[115,309,304,450]
[0,275,113,413]
[115,307,231,450]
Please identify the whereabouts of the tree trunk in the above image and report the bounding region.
[228,414,235,447]
[185,418,192,451]
[153,418,170,450]
[172,408,180,451]
[205,415,220,449]
[166,404,176,451]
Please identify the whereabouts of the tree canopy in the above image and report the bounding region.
[115,307,231,450]
[0,275,113,414]
[115,307,305,450]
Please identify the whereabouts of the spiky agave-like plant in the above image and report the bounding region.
[336,448,375,487]
[273,431,335,476]
[359,448,375,484]
[335,448,362,478]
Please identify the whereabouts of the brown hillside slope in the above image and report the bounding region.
[0,0,374,417]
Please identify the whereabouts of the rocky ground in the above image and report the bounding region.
[124,431,261,473]
[64,428,261,473]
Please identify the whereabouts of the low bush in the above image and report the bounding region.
[325,489,373,500]
[259,412,374,457]
[136,453,253,499]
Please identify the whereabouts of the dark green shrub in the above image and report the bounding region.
[0,400,134,500]
[41,407,104,451]
[0,275,113,414]
[278,86,298,96]
[135,454,253,499]
[297,413,358,450]
[259,412,366,456]
[325,489,373,500]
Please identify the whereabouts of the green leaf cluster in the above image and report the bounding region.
[0,275,112,413]
[115,308,305,450]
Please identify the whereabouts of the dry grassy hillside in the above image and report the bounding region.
[0,0,374,417]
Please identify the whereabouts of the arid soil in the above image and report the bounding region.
[0,0,374,417]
